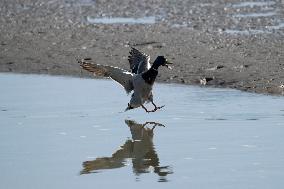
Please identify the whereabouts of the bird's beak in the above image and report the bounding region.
[164,60,173,70]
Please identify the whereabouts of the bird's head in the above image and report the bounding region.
[153,56,173,69]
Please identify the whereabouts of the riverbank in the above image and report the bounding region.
[0,0,283,95]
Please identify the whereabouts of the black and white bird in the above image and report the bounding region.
[78,47,172,113]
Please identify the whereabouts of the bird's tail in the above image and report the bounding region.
[78,58,109,77]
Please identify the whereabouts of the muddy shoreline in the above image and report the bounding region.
[0,0,284,95]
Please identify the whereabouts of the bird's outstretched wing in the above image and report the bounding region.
[79,59,134,94]
[128,47,151,74]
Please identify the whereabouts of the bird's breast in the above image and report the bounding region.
[141,69,158,85]
[132,75,153,101]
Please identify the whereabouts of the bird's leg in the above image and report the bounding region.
[141,102,165,113]
[141,104,155,113]
[143,122,165,130]
[151,100,165,111]
[142,122,165,132]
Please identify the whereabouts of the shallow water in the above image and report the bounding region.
[81,0,284,36]
[224,29,271,35]
[224,21,284,35]
[230,1,276,8]
[86,16,156,24]
[224,1,283,35]
[232,11,277,18]
[1,73,284,189]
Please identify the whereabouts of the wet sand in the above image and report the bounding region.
[0,0,284,95]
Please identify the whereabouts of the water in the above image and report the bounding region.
[80,0,284,36]
[224,29,271,35]
[230,1,276,8]
[1,73,284,189]
[232,11,277,18]
[86,16,156,24]
[222,1,283,35]
[225,20,284,35]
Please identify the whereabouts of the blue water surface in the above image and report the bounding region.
[0,73,284,189]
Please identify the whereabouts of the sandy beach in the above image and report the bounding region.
[0,0,284,95]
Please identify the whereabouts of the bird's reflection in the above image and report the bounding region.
[80,120,173,182]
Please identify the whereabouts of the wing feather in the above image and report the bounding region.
[79,59,134,94]
[128,47,151,74]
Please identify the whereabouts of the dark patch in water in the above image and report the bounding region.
[246,118,259,121]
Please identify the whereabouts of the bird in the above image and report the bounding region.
[78,47,172,113]
[80,119,172,180]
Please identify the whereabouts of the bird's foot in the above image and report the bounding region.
[143,121,165,131]
[142,105,165,113]
[155,105,165,110]
[145,109,155,113]
[144,122,165,127]
[151,105,165,112]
